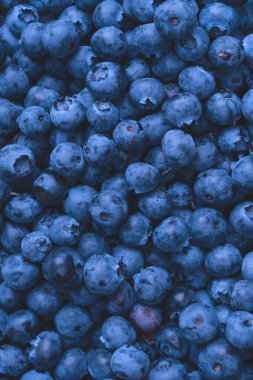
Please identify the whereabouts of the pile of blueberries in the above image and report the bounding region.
[2,0,253,379]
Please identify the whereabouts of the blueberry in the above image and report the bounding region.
[191,137,219,171]
[242,251,253,280]
[209,278,236,305]
[179,303,218,344]
[178,66,216,100]
[21,231,52,264]
[0,64,29,101]
[138,187,171,221]
[42,20,80,58]
[0,220,28,253]
[0,178,11,204]
[20,370,53,380]
[0,23,19,55]
[190,208,228,248]
[153,216,190,253]
[12,49,43,81]
[155,325,189,359]
[134,266,170,305]
[112,245,144,278]
[86,61,128,101]
[5,309,38,345]
[111,345,150,380]
[77,232,108,260]
[50,142,85,178]
[63,185,96,225]
[0,282,23,311]
[55,304,92,338]
[197,338,241,380]
[230,201,253,238]
[93,0,125,29]
[24,86,60,112]
[163,94,202,128]
[59,5,92,38]
[225,311,253,349]
[208,36,245,69]
[33,171,68,206]
[166,286,196,321]
[83,134,117,167]
[87,101,120,133]
[154,0,197,39]
[36,74,67,96]
[151,49,186,82]
[171,245,204,274]
[199,2,239,37]
[243,33,253,66]
[20,22,46,58]
[100,316,136,350]
[233,155,253,193]
[119,212,152,247]
[167,182,192,208]
[50,97,85,130]
[0,97,23,136]
[113,119,145,152]
[4,193,42,224]
[102,173,129,198]
[106,281,135,315]
[174,26,210,62]
[91,26,127,61]
[148,358,187,380]
[6,4,39,37]
[205,243,242,278]
[17,106,51,137]
[219,126,251,158]
[26,282,63,317]
[215,64,251,91]
[0,344,28,377]
[50,128,85,148]
[125,163,159,194]
[28,331,63,371]
[83,253,124,295]
[88,348,114,379]
[54,348,87,380]
[231,280,253,312]
[242,89,253,123]
[124,58,151,83]
[130,303,162,334]
[0,308,8,342]
[129,78,166,112]
[139,112,172,146]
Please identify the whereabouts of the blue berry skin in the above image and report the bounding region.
[59,6,92,38]
[242,251,253,280]
[113,119,145,152]
[231,280,253,312]
[111,345,150,380]
[215,304,232,335]
[156,325,189,359]
[102,173,129,198]
[112,245,144,278]
[0,178,11,204]
[106,281,135,315]
[242,89,253,123]
[171,245,204,274]
[36,74,67,96]
[75,0,100,10]
[53,348,87,380]
[129,78,166,112]
[89,190,128,233]
[197,338,241,380]
[153,216,189,254]
[50,128,85,148]
[91,26,127,61]
[134,266,170,305]
[4,193,42,224]
[199,2,239,37]
[0,97,23,136]
[88,348,114,379]
[6,4,39,37]
[0,344,28,377]
[162,129,195,167]
[233,155,253,193]
[87,101,119,134]
[17,106,51,137]
[119,212,152,247]
[86,61,128,101]
[12,49,43,81]
[219,126,251,158]
[130,303,162,334]
[209,278,236,305]
[208,36,245,69]
[175,26,210,62]
[69,284,98,308]
[215,64,251,91]
[50,215,80,246]
[190,208,228,248]
[21,231,52,264]
[127,0,155,22]
[2,254,39,291]
[178,67,215,100]
[151,50,186,82]
[0,308,8,342]
[145,147,177,185]
[55,304,92,338]
[77,232,108,260]
[154,0,197,40]
[67,46,96,80]
[93,0,124,29]
[124,58,151,83]
[43,247,82,290]
[42,21,80,59]
[138,188,171,221]
[5,309,38,345]
[0,221,28,253]
[243,33,253,66]
[140,112,172,146]
[230,201,253,238]
[179,303,218,344]
[100,316,136,350]
[191,137,219,172]
[24,86,60,113]
[129,23,170,57]
[28,331,63,371]
[26,282,63,317]
[167,182,192,209]
[20,370,53,380]
[148,358,187,380]
[194,169,234,207]
[50,142,85,178]
[80,163,110,187]
[33,171,68,206]
[63,185,96,225]
[50,97,85,131]
[225,311,253,349]
[163,94,202,128]
[205,243,242,278]
[125,163,159,194]
[0,64,29,101]
[166,286,196,320]
[20,22,46,58]
[83,134,117,167]
[83,253,124,296]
